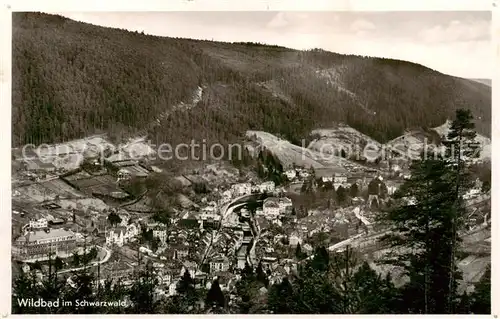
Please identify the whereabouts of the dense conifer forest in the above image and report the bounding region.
[12,12,491,147]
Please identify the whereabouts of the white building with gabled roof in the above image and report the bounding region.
[258,181,275,193]
[262,197,280,219]
[285,169,297,180]
[231,183,252,197]
[106,226,128,247]
[278,197,293,214]
[315,167,348,183]
[29,217,48,230]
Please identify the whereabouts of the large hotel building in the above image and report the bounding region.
[12,228,77,261]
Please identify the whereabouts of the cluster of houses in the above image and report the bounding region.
[12,140,414,301]
[105,223,141,247]
[257,197,294,220]
[101,212,326,297]
[101,176,283,261]
[13,131,491,306]
[13,154,399,295]
[122,178,300,295]
[104,214,181,250]
[13,207,93,262]
[283,165,379,194]
[283,167,311,181]
[229,180,281,198]
[98,255,237,300]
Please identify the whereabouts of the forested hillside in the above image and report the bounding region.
[12,12,491,147]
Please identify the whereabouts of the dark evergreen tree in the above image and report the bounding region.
[164,270,199,313]
[235,262,263,313]
[256,262,269,287]
[340,148,347,158]
[469,266,491,314]
[329,246,359,313]
[93,277,129,314]
[368,178,382,195]
[443,109,479,311]
[349,183,359,198]
[151,210,171,225]
[12,271,41,314]
[379,155,460,314]
[53,257,64,271]
[291,265,338,313]
[481,179,490,193]
[310,246,330,272]
[128,262,159,313]
[205,279,225,310]
[64,270,96,313]
[62,245,98,313]
[350,260,400,313]
[379,181,388,199]
[267,278,296,314]
[336,185,347,204]
[71,252,80,267]
[295,242,304,260]
[456,291,472,314]
[378,109,479,315]
[193,182,210,194]
[242,262,254,279]
[268,245,399,314]
[107,212,122,227]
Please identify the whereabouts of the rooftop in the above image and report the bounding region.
[210,256,230,263]
[120,165,149,177]
[113,159,139,167]
[110,226,127,234]
[280,197,292,204]
[21,228,75,242]
[315,167,348,177]
[104,261,132,273]
[263,201,279,208]
[106,154,134,163]
[261,181,275,185]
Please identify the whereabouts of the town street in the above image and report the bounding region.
[57,245,112,275]
[198,193,261,267]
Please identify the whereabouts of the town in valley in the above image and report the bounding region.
[10,11,492,315]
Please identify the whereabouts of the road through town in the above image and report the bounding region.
[57,245,112,275]
[198,194,261,267]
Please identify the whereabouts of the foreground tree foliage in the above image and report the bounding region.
[379,157,459,313]
[205,279,225,311]
[468,266,491,314]
[164,271,202,313]
[267,246,400,314]
[378,109,488,314]
[234,262,267,313]
[13,241,489,314]
[128,262,160,313]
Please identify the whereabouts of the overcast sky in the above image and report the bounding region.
[59,11,492,79]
